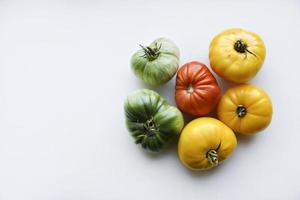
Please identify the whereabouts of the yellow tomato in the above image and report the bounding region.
[209,28,266,83]
[178,117,237,170]
[218,84,273,135]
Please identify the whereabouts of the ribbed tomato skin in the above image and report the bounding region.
[125,89,184,152]
[175,61,221,116]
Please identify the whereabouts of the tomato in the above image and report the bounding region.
[209,28,266,83]
[178,117,237,170]
[218,84,272,135]
[124,89,184,152]
[131,38,180,86]
[175,61,221,116]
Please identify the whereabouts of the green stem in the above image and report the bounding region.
[143,117,157,136]
[140,43,161,61]
[207,149,218,167]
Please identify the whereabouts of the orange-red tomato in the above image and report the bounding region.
[175,61,221,116]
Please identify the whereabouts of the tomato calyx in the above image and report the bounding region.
[234,40,257,58]
[143,117,158,136]
[206,142,221,167]
[140,43,162,61]
[186,84,194,93]
[236,105,247,118]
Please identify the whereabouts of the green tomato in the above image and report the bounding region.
[131,38,180,86]
[124,89,184,152]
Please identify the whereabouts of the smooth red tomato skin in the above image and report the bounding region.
[175,61,221,116]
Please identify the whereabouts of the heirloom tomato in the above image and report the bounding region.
[218,84,273,135]
[124,89,184,152]
[178,117,237,170]
[209,28,266,83]
[175,61,221,116]
[131,38,180,86]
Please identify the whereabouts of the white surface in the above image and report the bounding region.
[0,0,299,199]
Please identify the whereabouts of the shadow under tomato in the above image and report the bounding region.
[182,113,195,124]
[180,160,230,178]
[139,134,180,159]
[181,108,219,125]
[214,75,244,94]
[236,132,261,145]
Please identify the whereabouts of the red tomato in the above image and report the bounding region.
[175,61,221,116]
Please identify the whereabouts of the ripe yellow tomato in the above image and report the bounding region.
[218,84,273,135]
[178,117,237,170]
[209,28,266,83]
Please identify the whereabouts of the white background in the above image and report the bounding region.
[0,0,299,199]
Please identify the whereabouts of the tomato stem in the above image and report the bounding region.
[234,40,257,58]
[140,43,161,61]
[236,105,247,118]
[143,117,157,135]
[207,149,218,167]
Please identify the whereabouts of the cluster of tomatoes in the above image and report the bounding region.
[125,28,273,170]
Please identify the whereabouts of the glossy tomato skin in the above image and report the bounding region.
[175,61,221,116]
[124,89,184,152]
[178,117,237,170]
[217,84,273,135]
[209,28,266,83]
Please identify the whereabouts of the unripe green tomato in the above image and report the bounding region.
[131,38,180,86]
[124,89,184,152]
